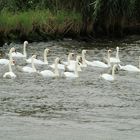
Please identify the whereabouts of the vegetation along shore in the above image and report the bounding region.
[0,0,140,45]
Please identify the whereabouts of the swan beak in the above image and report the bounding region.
[58,59,61,64]
[79,56,83,63]
[15,49,17,54]
[71,53,75,57]
[12,60,16,64]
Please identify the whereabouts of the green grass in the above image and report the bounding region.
[0,9,82,35]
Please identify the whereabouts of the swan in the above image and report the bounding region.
[64,56,81,78]
[81,50,111,68]
[26,48,50,65]
[50,53,75,70]
[107,47,120,63]
[101,64,117,81]
[40,57,60,77]
[118,57,140,72]
[11,41,28,58]
[0,47,15,65]
[62,53,75,65]
[3,60,16,79]
[22,55,37,73]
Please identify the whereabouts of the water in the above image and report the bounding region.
[0,38,140,140]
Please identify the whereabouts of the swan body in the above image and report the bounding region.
[110,47,120,63]
[81,50,111,68]
[22,55,37,73]
[67,62,82,72]
[40,57,60,77]
[11,41,28,58]
[119,64,140,72]
[50,63,65,70]
[3,60,16,79]
[26,48,49,65]
[3,71,16,79]
[101,64,117,81]
[0,47,15,65]
[64,56,80,78]
[86,60,110,68]
[0,59,9,65]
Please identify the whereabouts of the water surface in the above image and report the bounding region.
[0,38,140,140]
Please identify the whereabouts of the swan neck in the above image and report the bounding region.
[112,65,116,78]
[44,50,48,64]
[31,57,36,71]
[82,52,86,65]
[107,51,111,66]
[116,48,119,59]
[8,61,12,72]
[54,60,59,76]
[75,58,79,77]
[9,49,13,64]
[23,44,27,58]
[67,54,71,65]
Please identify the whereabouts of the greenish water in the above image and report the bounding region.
[0,38,140,140]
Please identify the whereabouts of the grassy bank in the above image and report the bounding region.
[0,10,83,43]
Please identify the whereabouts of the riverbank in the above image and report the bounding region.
[0,10,83,45]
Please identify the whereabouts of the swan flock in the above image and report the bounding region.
[1,41,140,81]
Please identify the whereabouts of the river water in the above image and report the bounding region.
[0,37,140,140]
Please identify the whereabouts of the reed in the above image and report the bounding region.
[0,9,82,41]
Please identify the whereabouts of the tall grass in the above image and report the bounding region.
[0,9,82,41]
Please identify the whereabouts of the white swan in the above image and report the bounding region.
[3,60,16,79]
[101,64,117,81]
[118,57,140,72]
[62,53,75,65]
[22,55,37,73]
[50,53,75,70]
[64,56,80,78]
[40,57,60,77]
[109,47,120,63]
[81,50,111,68]
[0,47,15,65]
[26,48,49,65]
[11,41,28,58]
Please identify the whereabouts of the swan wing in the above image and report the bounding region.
[40,70,54,77]
[91,61,109,68]
[121,65,140,72]
[64,72,77,78]
[11,52,25,58]
[3,72,16,79]
[22,66,35,73]
[110,57,120,63]
[50,64,65,70]
[101,74,114,81]
[0,59,9,65]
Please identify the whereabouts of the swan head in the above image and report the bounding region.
[45,48,50,53]
[70,53,74,57]
[24,41,28,46]
[107,49,112,55]
[82,50,87,54]
[32,54,37,59]
[116,46,119,50]
[10,47,16,52]
[55,57,60,63]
